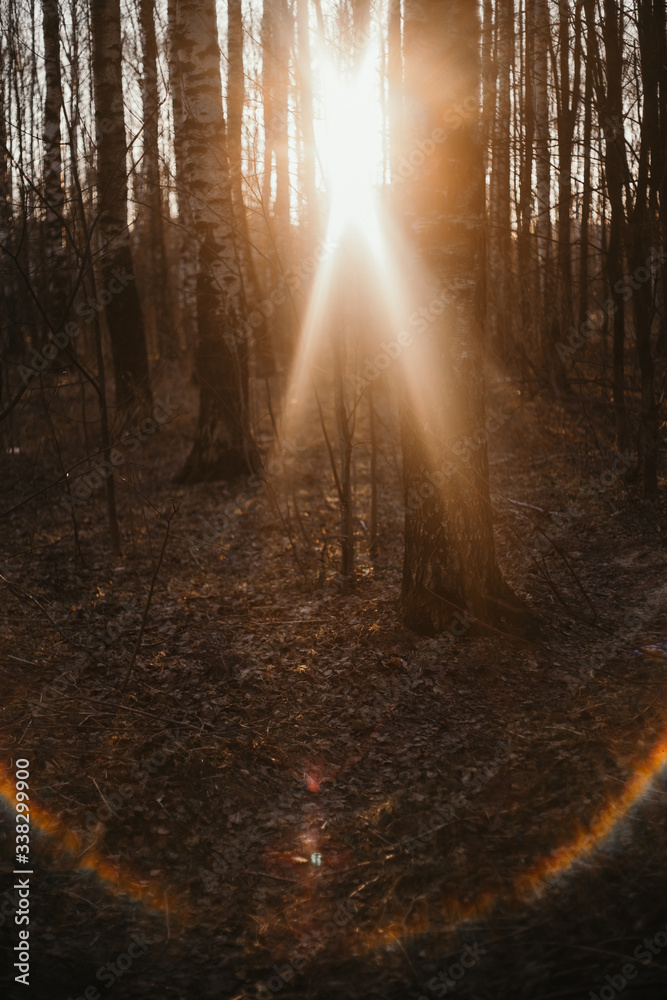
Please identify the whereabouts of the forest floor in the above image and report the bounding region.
[1,366,667,1000]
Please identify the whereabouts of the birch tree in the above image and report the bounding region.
[227,0,273,374]
[172,0,252,481]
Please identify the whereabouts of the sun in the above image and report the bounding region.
[319,44,384,244]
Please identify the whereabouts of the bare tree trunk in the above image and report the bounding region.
[296,0,316,233]
[227,0,274,375]
[41,0,66,324]
[632,0,661,495]
[261,0,294,359]
[167,0,196,350]
[489,0,513,359]
[272,0,291,243]
[534,0,551,360]
[518,0,535,360]
[90,0,153,414]
[333,334,354,581]
[0,42,20,402]
[585,0,628,450]
[654,0,667,370]
[138,0,176,358]
[172,0,253,482]
[368,383,378,557]
[578,29,592,331]
[399,0,529,636]
[556,0,581,346]
[481,0,496,182]
[261,0,274,214]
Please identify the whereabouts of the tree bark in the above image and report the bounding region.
[296,0,316,232]
[481,0,496,182]
[585,0,629,450]
[578,26,592,332]
[90,0,153,414]
[41,0,66,324]
[489,0,513,359]
[138,0,176,358]
[227,0,274,375]
[0,44,20,403]
[399,0,530,637]
[261,0,293,358]
[172,0,253,482]
[272,0,291,241]
[166,0,196,349]
[518,0,535,358]
[556,0,581,345]
[534,0,552,365]
[631,0,661,495]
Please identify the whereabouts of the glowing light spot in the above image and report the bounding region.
[310,851,323,866]
[320,43,383,245]
[306,772,321,792]
[0,763,189,919]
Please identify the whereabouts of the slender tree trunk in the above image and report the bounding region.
[138,0,176,358]
[534,0,552,363]
[296,0,316,233]
[578,32,592,331]
[490,0,513,359]
[227,0,274,376]
[272,0,291,242]
[167,0,196,350]
[518,0,535,356]
[41,0,66,325]
[481,0,496,182]
[369,382,378,556]
[261,0,274,214]
[0,41,20,392]
[556,1,581,347]
[172,0,253,482]
[585,0,629,450]
[632,0,660,495]
[226,0,244,217]
[399,0,530,636]
[262,0,294,358]
[90,0,153,414]
[654,0,667,369]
